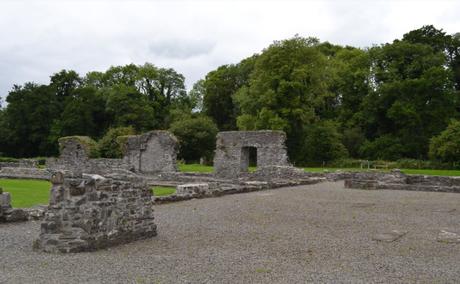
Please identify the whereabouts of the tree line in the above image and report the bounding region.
[1,25,459,165]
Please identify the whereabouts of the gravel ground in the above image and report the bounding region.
[1,181,460,283]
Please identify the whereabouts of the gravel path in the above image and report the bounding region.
[1,181,460,283]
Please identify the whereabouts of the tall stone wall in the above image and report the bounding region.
[35,172,157,253]
[47,131,178,176]
[124,130,178,174]
[214,131,291,178]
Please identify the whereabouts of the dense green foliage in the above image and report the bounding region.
[98,126,136,158]
[170,116,218,163]
[1,25,460,165]
[429,120,460,163]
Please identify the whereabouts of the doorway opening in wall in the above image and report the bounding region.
[241,146,257,173]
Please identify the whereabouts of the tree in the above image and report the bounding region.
[49,87,108,140]
[105,85,156,131]
[169,116,218,163]
[429,120,460,163]
[188,79,205,112]
[202,55,257,130]
[98,126,136,158]
[4,83,58,156]
[301,121,348,165]
[360,39,455,159]
[360,135,405,160]
[234,36,332,163]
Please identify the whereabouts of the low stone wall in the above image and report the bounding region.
[0,167,50,180]
[344,170,460,193]
[155,175,325,203]
[0,159,38,169]
[34,172,157,253]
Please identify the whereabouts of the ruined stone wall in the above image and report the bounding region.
[0,159,38,169]
[124,130,178,174]
[47,131,178,176]
[0,167,50,180]
[344,170,460,193]
[35,172,157,253]
[214,131,290,178]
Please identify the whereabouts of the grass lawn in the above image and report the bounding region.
[401,169,460,176]
[152,186,176,196]
[304,167,368,173]
[0,179,51,208]
[178,163,257,173]
[304,167,460,176]
[178,163,213,173]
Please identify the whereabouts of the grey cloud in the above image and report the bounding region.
[0,0,459,101]
[148,39,216,59]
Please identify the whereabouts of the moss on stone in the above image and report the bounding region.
[116,135,137,155]
[58,136,100,158]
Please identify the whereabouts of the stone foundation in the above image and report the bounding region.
[0,167,50,180]
[344,170,460,193]
[35,172,157,253]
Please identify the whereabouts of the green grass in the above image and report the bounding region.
[401,169,460,176]
[179,164,460,176]
[152,186,176,196]
[0,179,51,208]
[304,167,460,176]
[304,167,368,173]
[178,163,214,173]
[178,163,257,173]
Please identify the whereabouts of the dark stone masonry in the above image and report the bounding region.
[34,172,157,253]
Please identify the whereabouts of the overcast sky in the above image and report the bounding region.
[1,0,459,101]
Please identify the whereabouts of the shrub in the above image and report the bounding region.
[0,157,19,163]
[301,121,348,165]
[360,135,405,160]
[429,120,460,164]
[170,116,218,163]
[58,136,100,158]
[98,127,136,158]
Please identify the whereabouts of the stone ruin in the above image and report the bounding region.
[0,158,48,180]
[123,130,178,174]
[213,131,292,179]
[0,187,28,222]
[47,130,178,176]
[35,172,157,253]
[344,170,460,193]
